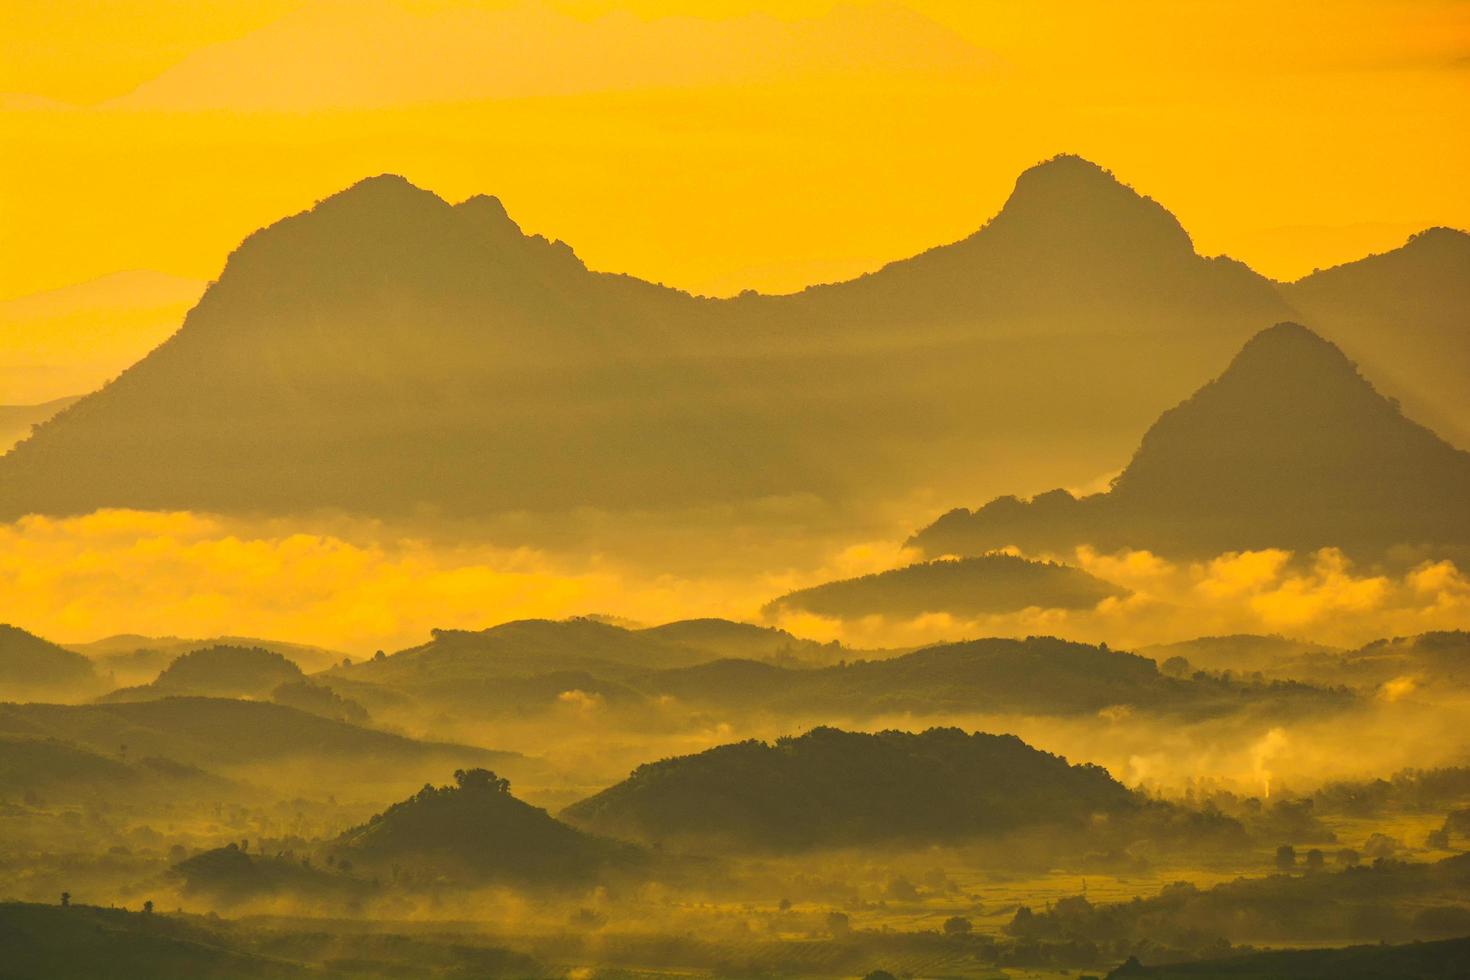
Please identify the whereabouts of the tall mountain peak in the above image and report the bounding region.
[1213,320,1360,386]
[911,321,1470,558]
[986,153,1195,256]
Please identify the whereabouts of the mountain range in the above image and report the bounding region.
[1,156,1464,519]
[911,322,1470,559]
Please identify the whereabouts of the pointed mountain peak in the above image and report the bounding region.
[1399,225,1470,259]
[454,193,525,238]
[985,154,1195,256]
[1013,153,1124,192]
[315,173,447,212]
[1224,321,1354,378]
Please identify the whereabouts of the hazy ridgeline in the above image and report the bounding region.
[3,157,1470,978]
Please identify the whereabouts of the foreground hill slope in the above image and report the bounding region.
[0,156,1307,519]
[0,734,228,803]
[912,322,1470,559]
[562,727,1137,850]
[0,901,546,979]
[1106,939,1470,980]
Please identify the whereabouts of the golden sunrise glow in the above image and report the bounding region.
[3,0,1467,316]
[4,8,1470,972]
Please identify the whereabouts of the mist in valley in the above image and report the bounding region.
[4,6,1470,975]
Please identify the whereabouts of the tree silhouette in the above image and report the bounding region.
[454,768,510,793]
[943,915,973,936]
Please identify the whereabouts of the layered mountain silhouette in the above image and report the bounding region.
[317,617,838,721]
[1286,226,1470,445]
[911,323,1470,559]
[560,726,1137,850]
[66,634,347,686]
[638,635,1344,720]
[4,155,1461,519]
[763,553,1126,620]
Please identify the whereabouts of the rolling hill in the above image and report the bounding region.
[0,697,511,777]
[638,635,1347,720]
[763,553,1127,620]
[67,634,349,684]
[636,618,832,662]
[9,156,1461,520]
[561,726,1137,850]
[337,767,641,884]
[910,322,1470,560]
[98,645,305,702]
[0,734,230,804]
[318,617,846,719]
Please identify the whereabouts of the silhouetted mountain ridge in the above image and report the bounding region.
[1,158,1464,518]
[911,323,1470,558]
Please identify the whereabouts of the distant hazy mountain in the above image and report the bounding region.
[1137,634,1345,678]
[0,396,80,453]
[337,767,640,884]
[911,323,1470,560]
[98,645,305,701]
[561,726,1137,850]
[1,158,1459,521]
[68,634,348,686]
[319,617,813,722]
[0,270,204,405]
[0,624,104,702]
[639,635,1345,720]
[90,643,372,720]
[0,156,1314,519]
[1286,227,1470,445]
[636,618,831,662]
[763,553,1126,620]
[1310,631,1470,693]
[323,627,1344,724]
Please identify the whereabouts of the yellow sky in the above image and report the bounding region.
[1,0,1467,313]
